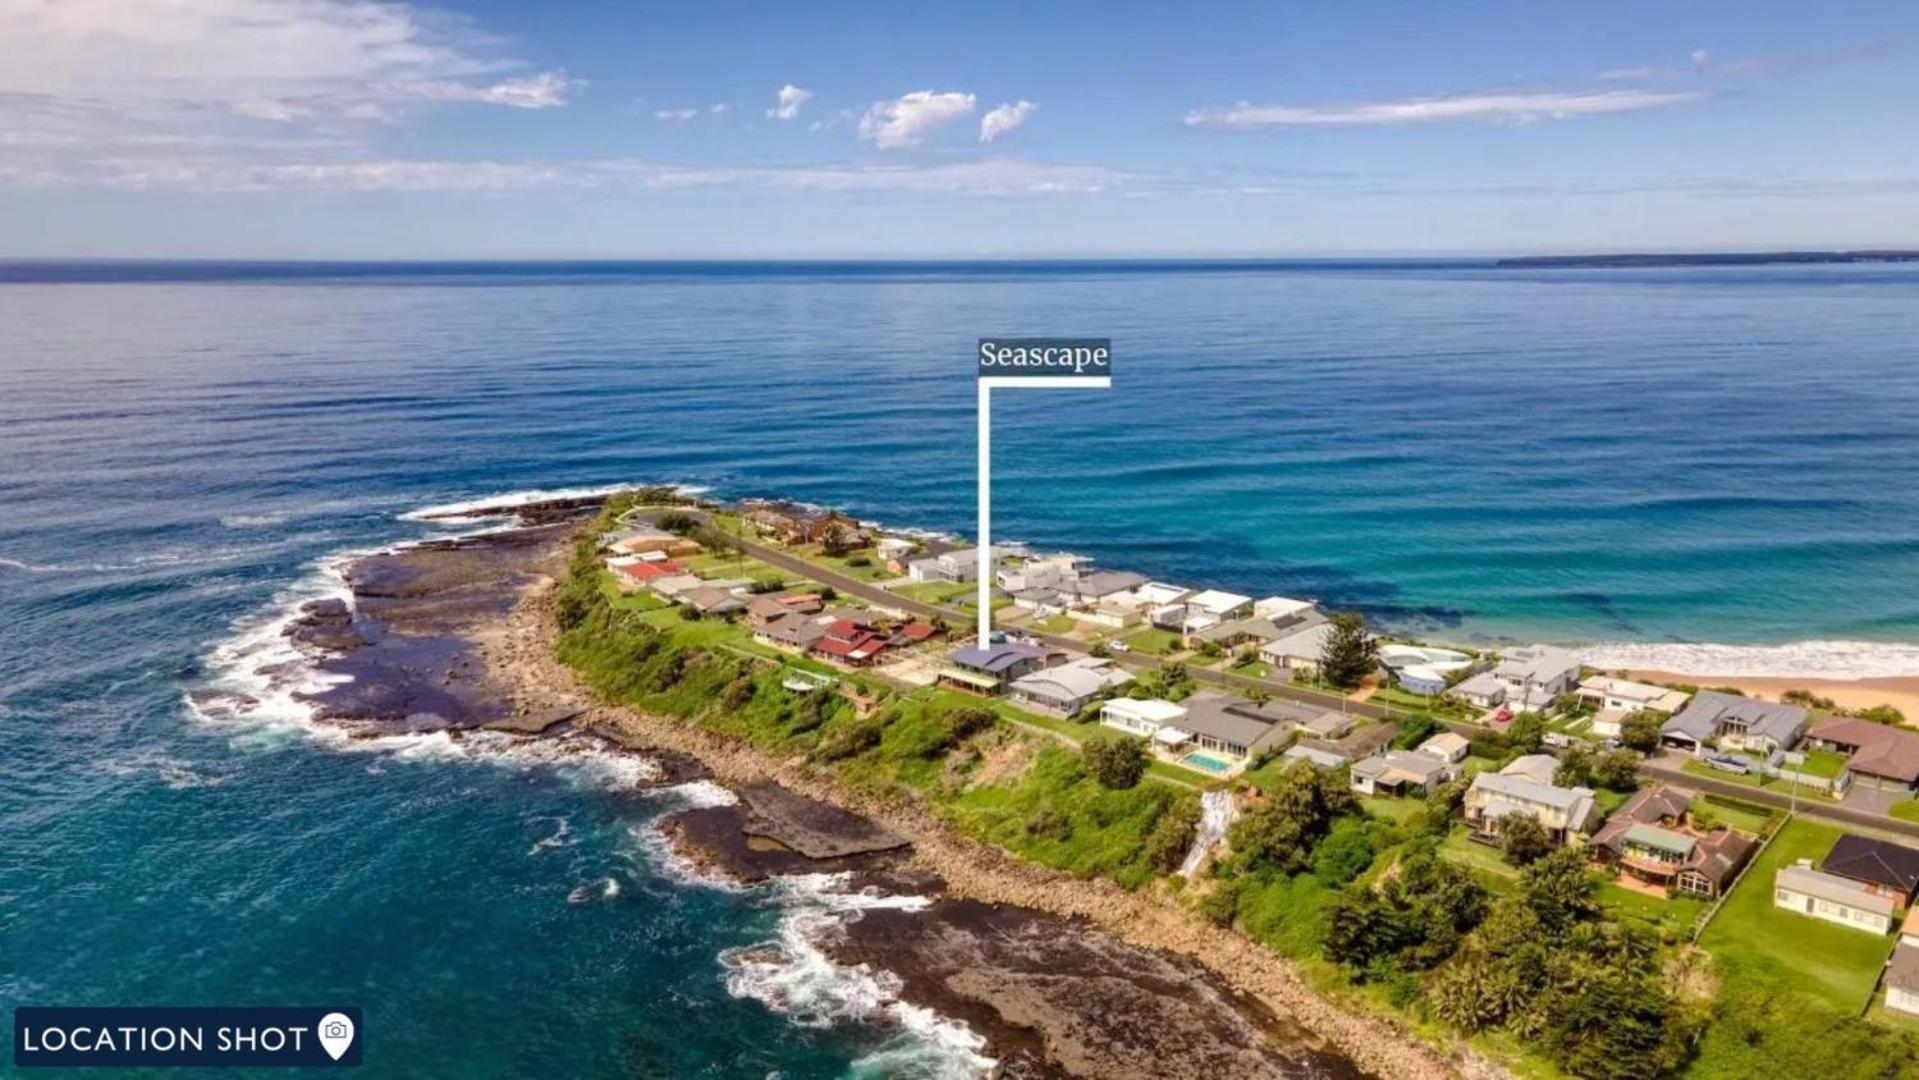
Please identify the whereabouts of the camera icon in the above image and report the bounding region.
[323,1021,349,1039]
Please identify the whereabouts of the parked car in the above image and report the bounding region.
[1704,755,1751,775]
[1108,639,1130,653]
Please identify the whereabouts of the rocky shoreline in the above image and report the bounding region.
[284,498,1491,1080]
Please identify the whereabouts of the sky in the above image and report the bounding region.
[1,0,1916,258]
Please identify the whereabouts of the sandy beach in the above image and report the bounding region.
[1622,670,1919,722]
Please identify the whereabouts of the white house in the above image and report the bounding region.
[1100,698,1189,738]
[1008,657,1133,716]
[1577,676,1691,737]
[1887,940,1919,1017]
[876,536,918,562]
[1126,582,1193,610]
[908,549,980,583]
[1774,861,1897,934]
[1487,645,1584,711]
[1186,589,1253,620]
[1259,620,1339,676]
[1419,732,1471,764]
[995,553,1080,592]
[1252,595,1316,621]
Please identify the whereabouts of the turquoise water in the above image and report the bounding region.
[1180,753,1235,775]
[5,260,1919,1075]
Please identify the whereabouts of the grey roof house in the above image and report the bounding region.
[1660,690,1809,756]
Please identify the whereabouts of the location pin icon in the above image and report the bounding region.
[317,1013,355,1062]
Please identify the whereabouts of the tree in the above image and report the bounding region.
[1143,797,1203,873]
[1081,735,1148,789]
[1555,744,1596,787]
[1422,778,1468,836]
[1506,712,1546,754]
[1541,970,1690,1080]
[820,521,853,556]
[1522,846,1604,935]
[1317,612,1378,689]
[1500,814,1552,866]
[1592,748,1641,791]
[1230,761,1358,875]
[1619,709,1664,754]
[1313,818,1378,886]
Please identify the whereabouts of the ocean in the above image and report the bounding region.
[4,259,1919,1076]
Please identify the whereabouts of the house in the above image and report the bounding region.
[682,585,748,617]
[1079,599,1141,629]
[1450,670,1509,710]
[995,553,1081,592]
[745,595,795,626]
[1502,753,1561,785]
[611,558,688,590]
[1010,587,1076,616]
[793,511,871,549]
[1577,676,1691,737]
[908,548,980,583]
[1591,786,1755,898]
[890,621,940,647]
[1419,732,1471,764]
[1820,834,1919,906]
[1173,692,1307,759]
[649,573,706,599]
[1185,589,1254,620]
[1194,614,1311,651]
[1484,645,1583,712]
[1350,751,1456,796]
[876,536,918,563]
[605,526,703,559]
[1258,619,1340,676]
[1464,759,1601,845]
[1887,941,1919,1017]
[1283,744,1351,771]
[1252,595,1317,621]
[743,505,802,537]
[755,612,826,652]
[1773,861,1897,934]
[777,593,825,616]
[1125,582,1192,610]
[1804,716,1919,793]
[1008,657,1134,716]
[1299,710,1357,741]
[813,618,892,666]
[937,642,1059,694]
[1100,697,1189,739]
[1071,570,1147,605]
[1660,691,1809,757]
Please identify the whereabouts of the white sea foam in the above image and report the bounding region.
[719,873,991,1078]
[528,816,573,856]
[401,482,712,524]
[1581,639,1919,681]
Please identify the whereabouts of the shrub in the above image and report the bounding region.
[1082,735,1148,789]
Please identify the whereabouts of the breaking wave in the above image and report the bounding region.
[1581,639,1919,680]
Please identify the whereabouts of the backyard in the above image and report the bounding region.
[1119,626,1182,656]
[1697,816,1900,1013]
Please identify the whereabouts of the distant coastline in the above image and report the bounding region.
[1495,250,1919,268]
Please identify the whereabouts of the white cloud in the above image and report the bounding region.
[1184,89,1704,128]
[0,0,571,126]
[858,90,975,148]
[0,152,1131,196]
[979,100,1036,143]
[654,108,701,122]
[767,84,812,120]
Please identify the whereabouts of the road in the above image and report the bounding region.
[636,506,1919,840]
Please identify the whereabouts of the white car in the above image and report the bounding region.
[1108,640,1130,653]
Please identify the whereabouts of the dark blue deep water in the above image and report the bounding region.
[5,260,1919,1076]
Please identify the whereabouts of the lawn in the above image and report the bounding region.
[892,580,973,607]
[907,687,1203,787]
[1694,793,1779,837]
[1600,882,1706,939]
[1031,613,1079,634]
[1370,686,1441,712]
[1698,817,1899,1013]
[1360,795,1425,825]
[806,549,894,582]
[1681,759,1836,801]
[682,552,790,585]
[1438,826,1520,888]
[1891,800,1919,824]
[1119,627,1181,656]
[1793,749,1850,780]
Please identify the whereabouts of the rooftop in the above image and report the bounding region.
[1822,833,1919,895]
[1662,690,1809,746]
[1776,862,1898,916]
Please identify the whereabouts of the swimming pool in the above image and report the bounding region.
[1180,752,1234,774]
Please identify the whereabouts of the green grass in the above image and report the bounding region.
[1031,613,1078,634]
[1119,627,1181,656]
[1697,817,1898,1013]
[807,550,894,582]
[1681,759,1837,801]
[908,688,1203,786]
[1360,795,1425,824]
[1370,686,1442,711]
[1233,870,1337,957]
[1599,882,1707,939]
[892,580,973,606]
[1694,794,1779,836]
[1437,826,1520,888]
[1891,800,1919,824]
[1792,749,1849,780]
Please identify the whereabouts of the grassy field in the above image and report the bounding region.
[1360,795,1424,824]
[1600,882,1706,939]
[1793,749,1850,780]
[1892,800,1919,824]
[1031,613,1078,633]
[1695,793,1780,836]
[1697,817,1898,1013]
[1119,627,1181,656]
[1438,827,1521,888]
[892,580,973,606]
